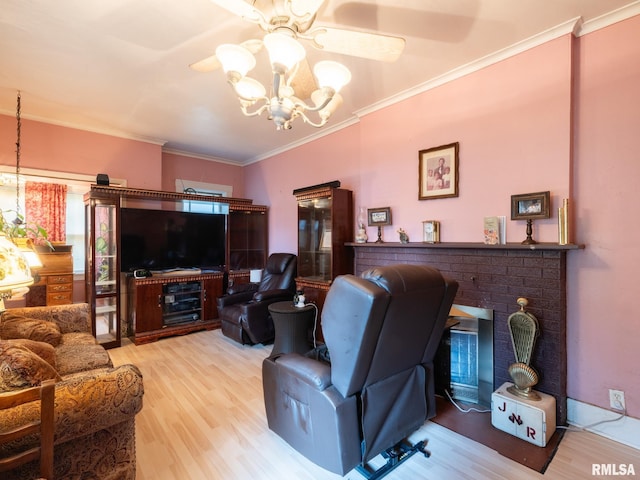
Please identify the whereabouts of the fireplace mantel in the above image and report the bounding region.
[347,241,584,424]
[347,241,583,251]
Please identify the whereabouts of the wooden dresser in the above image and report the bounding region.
[27,245,74,306]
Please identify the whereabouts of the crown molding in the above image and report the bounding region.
[245,116,360,165]
[356,17,583,118]
[578,0,640,35]
[161,148,242,166]
[0,110,167,147]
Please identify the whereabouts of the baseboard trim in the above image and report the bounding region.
[567,398,640,450]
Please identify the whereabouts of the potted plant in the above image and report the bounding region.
[0,209,53,250]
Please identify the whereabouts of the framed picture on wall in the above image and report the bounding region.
[418,142,459,200]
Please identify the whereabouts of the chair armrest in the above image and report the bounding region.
[275,353,332,391]
[3,303,91,334]
[226,282,258,295]
[253,289,292,302]
[217,290,255,309]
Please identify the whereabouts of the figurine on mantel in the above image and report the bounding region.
[397,228,409,244]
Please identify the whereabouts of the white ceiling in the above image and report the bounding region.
[1,1,637,165]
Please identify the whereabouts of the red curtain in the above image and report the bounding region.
[25,181,67,243]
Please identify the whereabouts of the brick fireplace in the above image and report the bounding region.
[349,242,582,424]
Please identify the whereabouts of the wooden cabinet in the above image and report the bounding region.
[84,191,121,349]
[45,274,74,305]
[127,273,223,345]
[227,206,268,271]
[83,185,268,344]
[27,245,74,306]
[202,276,223,321]
[294,181,353,328]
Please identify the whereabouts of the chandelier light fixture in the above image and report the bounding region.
[216,31,351,130]
[195,1,405,131]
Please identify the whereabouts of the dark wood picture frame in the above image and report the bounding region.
[418,142,459,200]
[510,191,551,220]
[368,207,392,226]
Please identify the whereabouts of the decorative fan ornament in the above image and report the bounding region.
[506,298,541,400]
[192,0,405,130]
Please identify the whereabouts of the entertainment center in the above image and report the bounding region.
[84,185,267,347]
[126,271,224,345]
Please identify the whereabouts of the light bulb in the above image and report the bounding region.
[215,44,256,76]
[234,77,266,100]
[263,33,306,71]
[313,61,351,93]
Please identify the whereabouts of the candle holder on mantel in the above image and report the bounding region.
[355,206,368,243]
[510,191,551,245]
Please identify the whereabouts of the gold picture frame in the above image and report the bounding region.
[419,142,459,200]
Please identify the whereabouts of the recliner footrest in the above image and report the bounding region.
[355,439,431,480]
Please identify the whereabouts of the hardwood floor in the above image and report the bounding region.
[108,330,640,480]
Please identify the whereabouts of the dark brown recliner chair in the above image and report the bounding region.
[262,264,458,478]
[218,253,297,345]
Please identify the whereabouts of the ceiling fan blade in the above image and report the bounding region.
[309,27,405,62]
[190,39,263,73]
[190,54,221,73]
[209,0,263,23]
[289,58,317,100]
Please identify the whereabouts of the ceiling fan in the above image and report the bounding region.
[191,0,406,73]
[191,0,406,130]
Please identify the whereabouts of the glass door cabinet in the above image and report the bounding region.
[294,182,353,313]
[85,191,120,349]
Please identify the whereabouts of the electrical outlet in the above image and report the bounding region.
[609,389,626,411]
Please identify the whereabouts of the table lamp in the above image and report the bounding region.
[0,233,34,312]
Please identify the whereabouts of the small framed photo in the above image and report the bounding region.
[368,207,392,226]
[419,142,459,200]
[510,191,551,220]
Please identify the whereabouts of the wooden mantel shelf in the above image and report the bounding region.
[346,242,584,251]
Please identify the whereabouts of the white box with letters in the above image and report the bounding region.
[491,382,556,447]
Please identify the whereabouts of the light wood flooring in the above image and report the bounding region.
[108,330,640,480]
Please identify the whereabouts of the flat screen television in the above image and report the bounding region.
[120,208,226,273]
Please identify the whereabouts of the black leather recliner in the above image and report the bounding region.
[262,264,458,477]
[217,253,297,345]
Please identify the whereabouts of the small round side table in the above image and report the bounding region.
[268,301,316,356]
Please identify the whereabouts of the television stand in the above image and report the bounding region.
[127,272,224,345]
[150,267,203,276]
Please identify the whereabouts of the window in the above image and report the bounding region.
[0,167,125,274]
[176,179,232,215]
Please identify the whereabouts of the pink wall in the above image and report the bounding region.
[161,152,245,197]
[0,117,246,197]
[247,36,573,253]
[568,16,640,416]
[0,117,163,189]
[245,21,639,418]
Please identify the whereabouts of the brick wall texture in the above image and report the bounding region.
[352,245,568,424]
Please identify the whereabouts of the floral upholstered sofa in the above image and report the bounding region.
[0,303,144,479]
